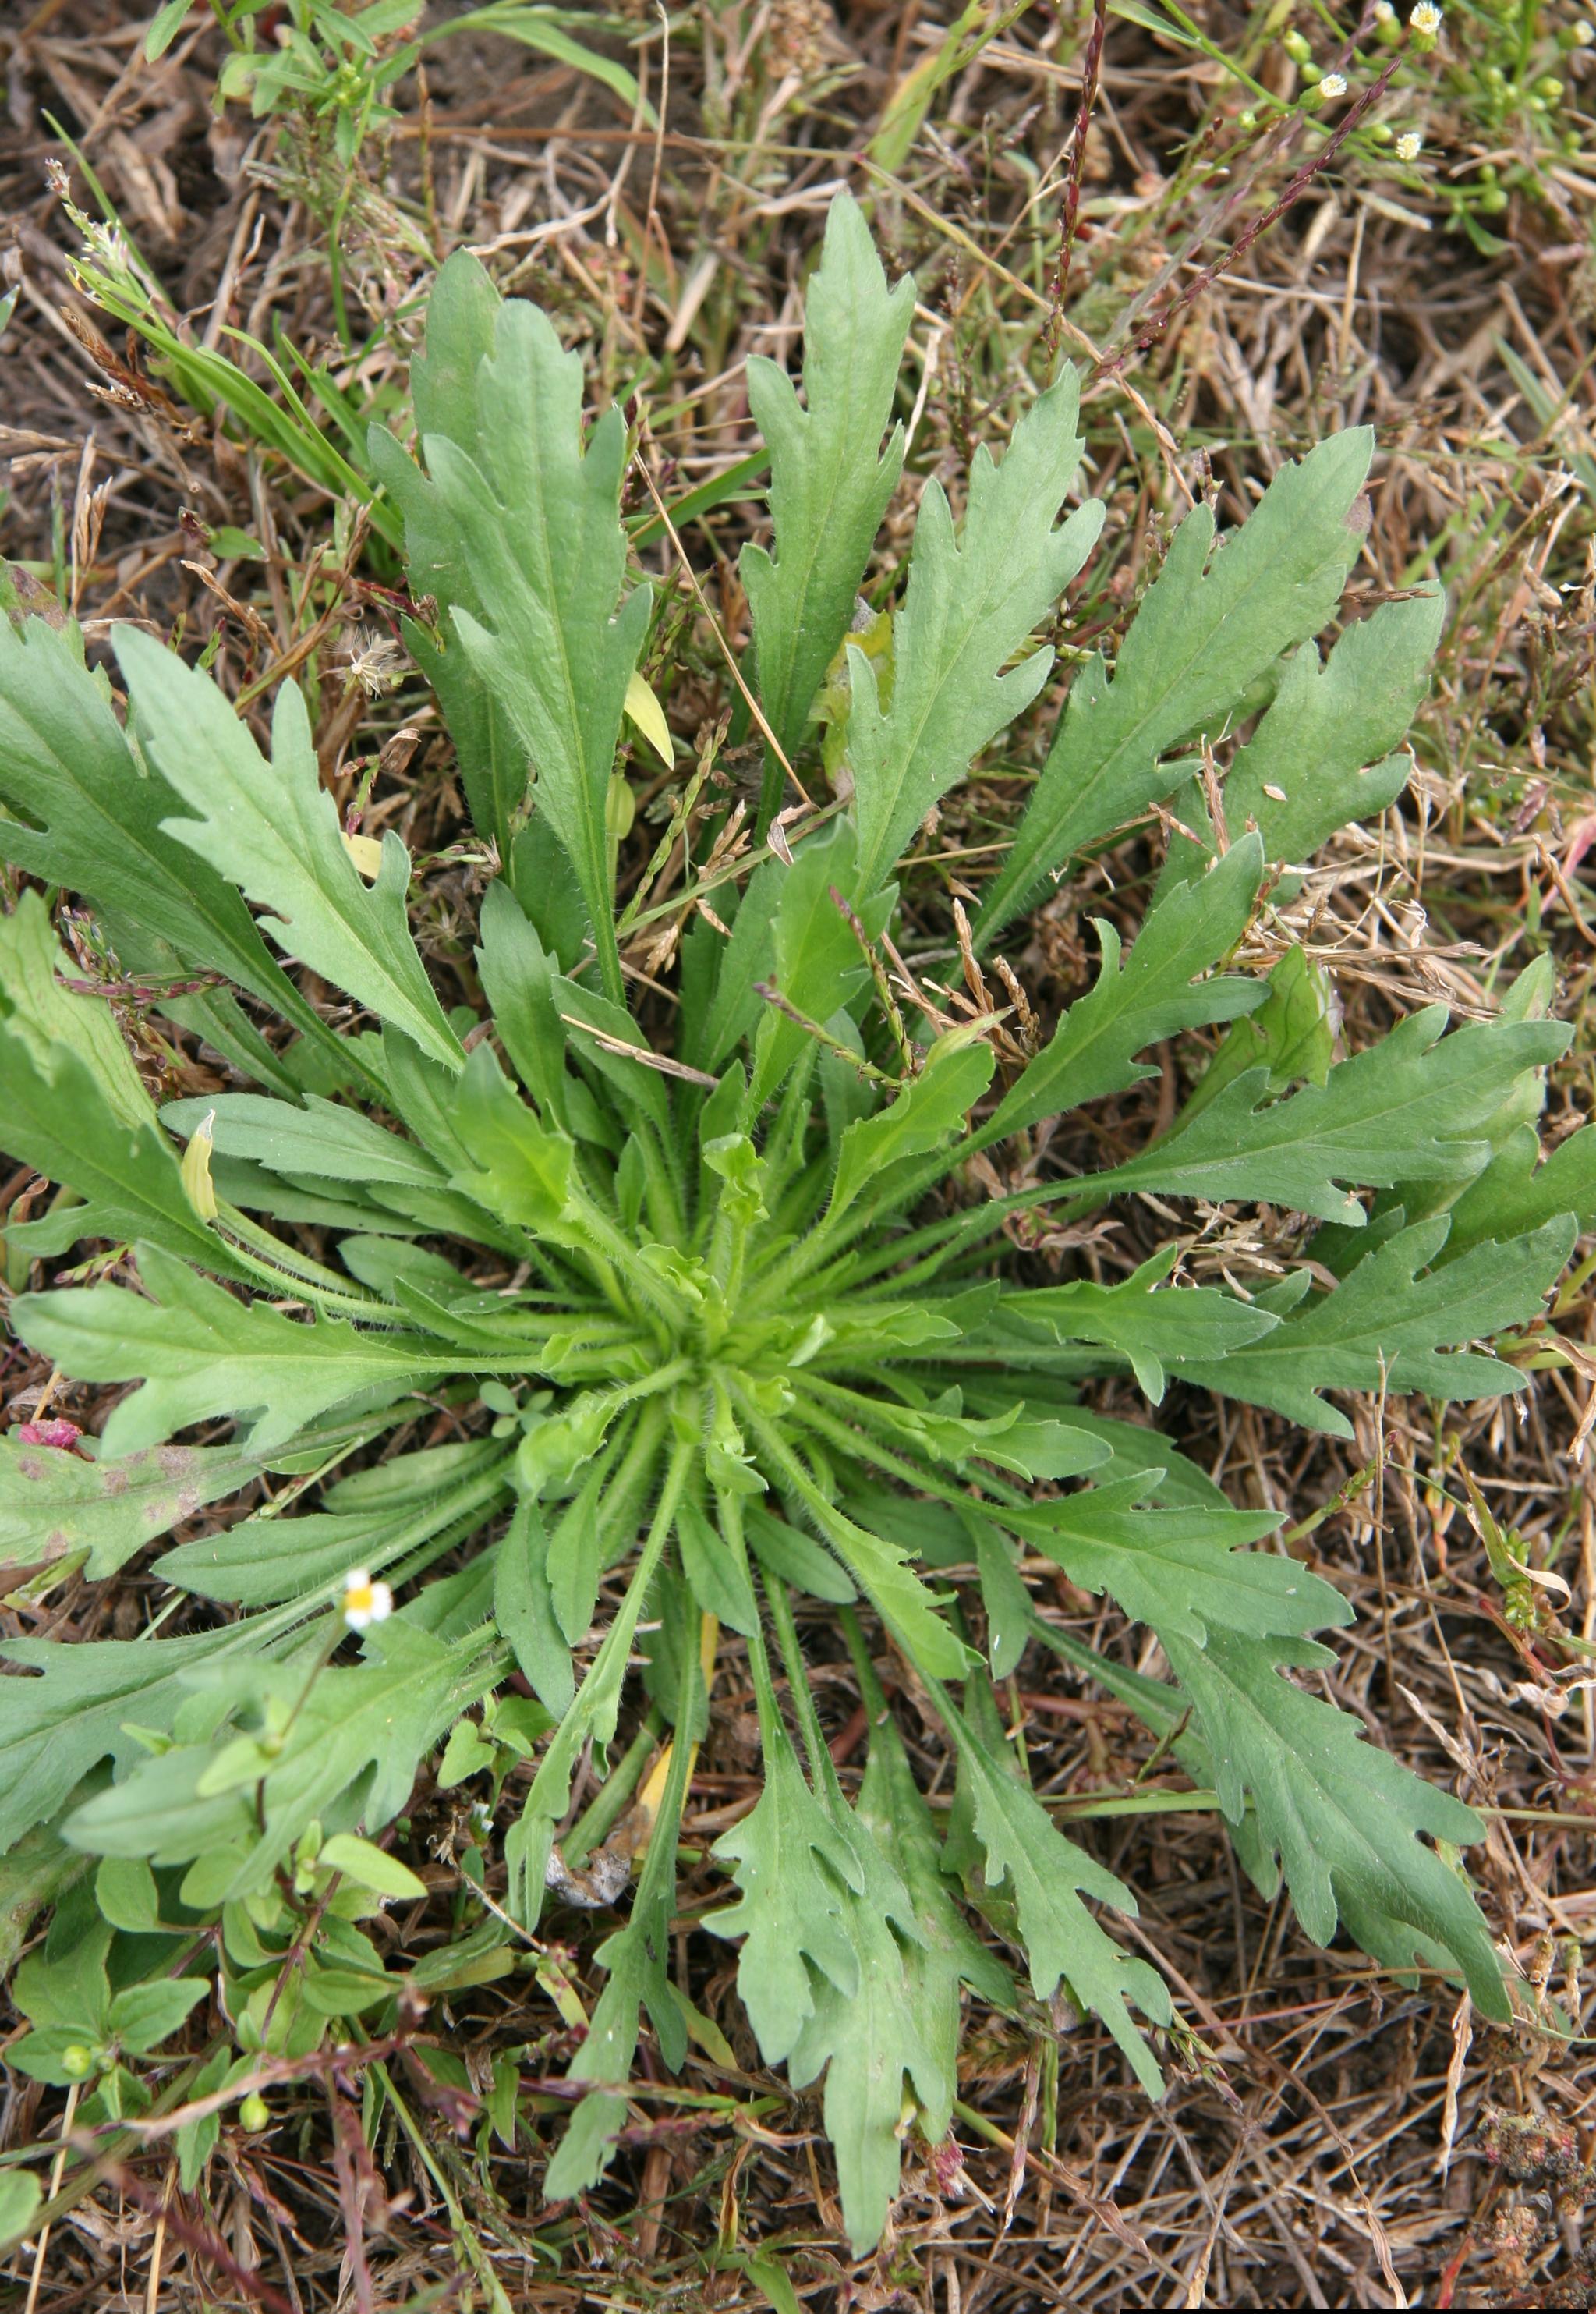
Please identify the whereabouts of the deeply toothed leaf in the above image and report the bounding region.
[995,1244,1277,1400]
[0,618,327,1044]
[116,633,462,1071]
[1083,1007,1569,1226]
[708,1724,869,2058]
[62,1621,504,1896]
[978,429,1374,939]
[1007,1479,1339,1643]
[1171,1214,1573,1436]
[0,1615,303,1855]
[848,370,1102,895]
[1162,1626,1509,2018]
[372,253,650,1000]
[988,834,1265,1138]
[1442,1122,1596,1260]
[741,192,915,785]
[0,897,245,1273]
[1160,588,1444,885]
[13,1245,459,1458]
[938,1689,1170,2095]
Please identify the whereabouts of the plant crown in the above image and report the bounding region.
[0,195,1587,2253]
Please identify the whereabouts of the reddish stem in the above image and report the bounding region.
[1096,57,1401,381]
[1046,0,1109,367]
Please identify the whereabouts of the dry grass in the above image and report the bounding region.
[2,1,1595,2306]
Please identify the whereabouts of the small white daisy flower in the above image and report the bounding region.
[1571,21,1593,44]
[1373,1,1396,19]
[1396,130,1423,158]
[1318,72,1348,97]
[1410,2,1442,33]
[342,1568,393,1631]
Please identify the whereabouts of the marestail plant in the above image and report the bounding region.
[0,195,1589,2256]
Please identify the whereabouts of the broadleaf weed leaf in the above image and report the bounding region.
[0,897,251,1277]
[372,253,650,1005]
[986,832,1266,1139]
[14,1244,462,1458]
[1162,1626,1511,2018]
[118,634,462,1072]
[977,427,1376,942]
[1081,1006,1570,1225]
[741,190,915,818]
[1159,589,1446,887]
[0,618,334,1057]
[1170,1214,1577,1436]
[846,366,1102,897]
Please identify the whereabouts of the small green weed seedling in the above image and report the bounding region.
[145,2,648,163]
[1,196,1590,2256]
[134,2,649,356]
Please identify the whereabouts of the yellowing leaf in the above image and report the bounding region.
[341,831,386,881]
[179,1109,218,1224]
[624,671,673,765]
